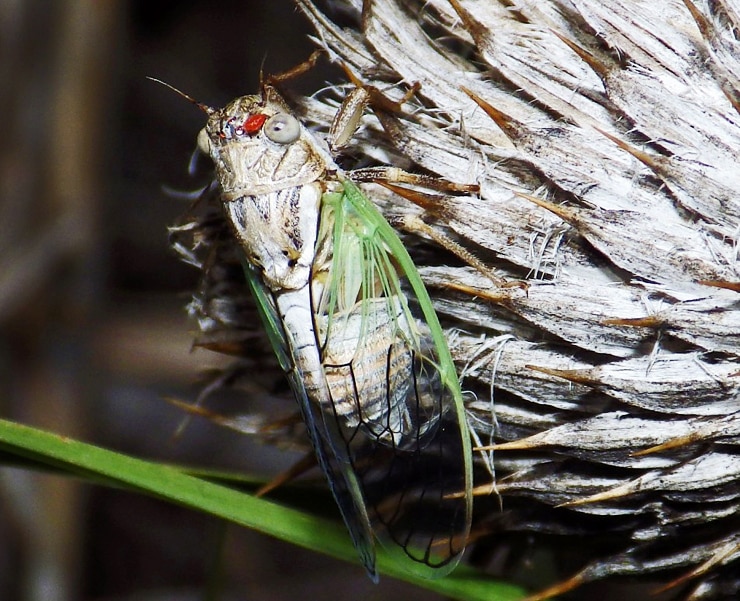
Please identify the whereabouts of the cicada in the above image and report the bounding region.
[155,67,473,580]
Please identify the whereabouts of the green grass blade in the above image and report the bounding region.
[0,417,526,601]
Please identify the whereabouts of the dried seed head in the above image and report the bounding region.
[171,0,740,597]
[293,0,740,598]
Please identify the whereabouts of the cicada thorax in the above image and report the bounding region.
[214,135,325,200]
[202,85,336,293]
[223,184,322,292]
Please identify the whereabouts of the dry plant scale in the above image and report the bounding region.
[169,0,740,599]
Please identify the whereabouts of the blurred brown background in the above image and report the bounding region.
[0,2,441,599]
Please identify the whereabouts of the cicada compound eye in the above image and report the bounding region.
[264,113,301,144]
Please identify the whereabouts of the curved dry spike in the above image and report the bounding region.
[146,76,214,114]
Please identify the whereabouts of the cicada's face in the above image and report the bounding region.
[197,94,266,153]
[198,86,326,199]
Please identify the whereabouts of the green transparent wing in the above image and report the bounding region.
[242,262,379,580]
[312,179,473,576]
[240,178,472,579]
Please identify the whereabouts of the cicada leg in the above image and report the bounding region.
[328,87,371,152]
[328,64,421,152]
[263,49,323,86]
[348,166,479,194]
[395,213,512,288]
[345,167,512,288]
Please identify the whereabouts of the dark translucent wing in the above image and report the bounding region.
[242,262,379,580]
[287,366,379,581]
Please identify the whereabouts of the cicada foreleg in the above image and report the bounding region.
[328,86,371,153]
[328,63,422,153]
[348,166,479,195]
[262,49,323,87]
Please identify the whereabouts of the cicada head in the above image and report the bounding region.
[198,84,327,199]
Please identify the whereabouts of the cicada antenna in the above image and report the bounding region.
[146,77,215,115]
